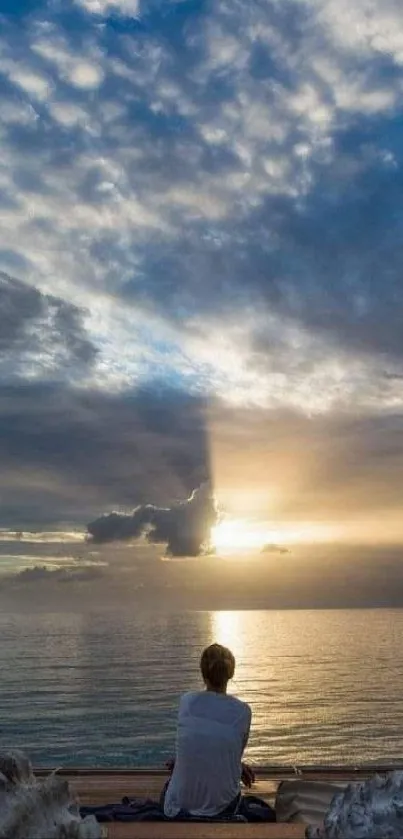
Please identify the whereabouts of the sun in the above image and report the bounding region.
[211,516,339,554]
[211,518,284,554]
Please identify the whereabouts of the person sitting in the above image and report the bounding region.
[162,642,263,820]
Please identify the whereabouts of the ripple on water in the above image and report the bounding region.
[1,609,403,767]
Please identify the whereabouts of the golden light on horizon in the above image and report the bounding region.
[211,518,292,554]
[213,519,267,553]
[211,516,339,554]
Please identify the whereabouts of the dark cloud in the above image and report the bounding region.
[0,376,402,536]
[0,383,211,526]
[1,375,403,533]
[261,544,290,554]
[87,482,217,556]
[0,273,97,376]
[0,564,104,587]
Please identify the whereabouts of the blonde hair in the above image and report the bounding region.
[200,643,235,690]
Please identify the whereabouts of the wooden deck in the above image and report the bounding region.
[102,824,305,838]
[68,769,302,838]
[35,765,403,839]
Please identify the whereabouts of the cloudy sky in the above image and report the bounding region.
[1,0,403,549]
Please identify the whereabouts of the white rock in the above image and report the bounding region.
[0,752,101,839]
[306,771,403,839]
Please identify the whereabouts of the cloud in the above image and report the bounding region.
[208,401,403,534]
[0,375,402,538]
[0,565,104,587]
[87,482,218,556]
[31,34,104,89]
[75,0,140,15]
[304,0,403,64]
[8,68,52,101]
[177,310,403,412]
[1,0,403,531]
[4,545,403,609]
[261,544,290,554]
[0,383,210,526]
[0,530,86,543]
[0,273,97,382]
[0,0,402,414]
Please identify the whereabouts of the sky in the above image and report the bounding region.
[1,0,403,565]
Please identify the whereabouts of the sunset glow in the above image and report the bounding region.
[211,518,299,554]
[2,0,403,599]
[211,517,339,554]
[212,519,271,553]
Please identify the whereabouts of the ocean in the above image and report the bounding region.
[1,607,403,769]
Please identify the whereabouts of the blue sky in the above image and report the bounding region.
[1,0,403,536]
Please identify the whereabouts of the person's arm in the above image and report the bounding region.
[241,706,255,788]
[241,705,252,755]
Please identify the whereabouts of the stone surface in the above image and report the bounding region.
[0,751,101,839]
[306,771,403,839]
[0,750,34,785]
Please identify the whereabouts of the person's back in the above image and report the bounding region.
[163,643,252,818]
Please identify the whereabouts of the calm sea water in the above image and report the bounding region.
[1,609,403,768]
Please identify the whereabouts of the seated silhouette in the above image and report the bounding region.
[162,642,275,822]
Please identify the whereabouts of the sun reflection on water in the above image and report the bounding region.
[209,610,245,665]
[209,612,258,738]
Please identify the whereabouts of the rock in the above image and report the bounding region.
[0,752,101,839]
[306,771,403,839]
[0,751,34,785]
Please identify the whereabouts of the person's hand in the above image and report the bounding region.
[165,758,175,773]
[241,761,255,788]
